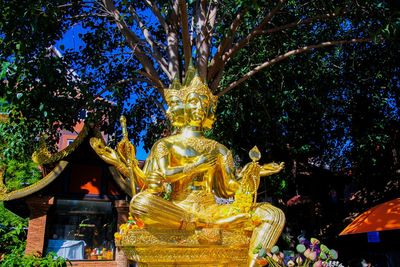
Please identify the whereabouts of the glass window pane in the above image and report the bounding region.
[46,199,116,261]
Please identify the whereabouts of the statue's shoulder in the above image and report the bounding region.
[200,137,232,156]
[151,135,178,149]
[149,134,182,160]
[208,139,230,155]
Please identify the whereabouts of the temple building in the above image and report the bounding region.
[2,124,130,267]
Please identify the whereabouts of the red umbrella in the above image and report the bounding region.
[339,198,400,235]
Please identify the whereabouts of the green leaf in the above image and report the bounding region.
[1,62,11,79]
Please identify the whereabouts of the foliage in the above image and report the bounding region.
[210,0,400,199]
[1,246,69,267]
[1,0,398,150]
[0,99,42,191]
[0,160,41,191]
[0,202,26,228]
[0,0,115,148]
[0,219,69,267]
[0,99,35,158]
[0,222,26,258]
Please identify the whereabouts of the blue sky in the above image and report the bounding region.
[56,24,149,160]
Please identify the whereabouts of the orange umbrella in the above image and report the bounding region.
[340,198,400,235]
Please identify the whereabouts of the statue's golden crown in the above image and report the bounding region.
[164,65,218,106]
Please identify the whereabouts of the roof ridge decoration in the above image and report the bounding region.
[0,161,69,201]
[32,123,103,165]
[0,123,130,201]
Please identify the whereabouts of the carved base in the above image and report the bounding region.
[117,228,251,266]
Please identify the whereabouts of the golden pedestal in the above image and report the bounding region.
[117,228,251,266]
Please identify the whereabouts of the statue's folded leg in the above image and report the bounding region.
[248,203,285,267]
[130,191,195,229]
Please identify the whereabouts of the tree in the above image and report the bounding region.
[1,0,397,149]
[0,108,68,266]
[212,27,400,240]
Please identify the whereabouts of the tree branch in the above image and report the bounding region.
[143,0,169,33]
[196,0,208,81]
[101,0,165,93]
[128,6,171,79]
[262,12,342,35]
[179,0,192,72]
[223,0,286,63]
[206,1,218,47]
[217,38,371,96]
[143,0,180,81]
[197,0,218,81]
[64,13,109,20]
[209,9,343,88]
[136,71,169,103]
[208,9,245,84]
[167,0,180,79]
[210,0,286,85]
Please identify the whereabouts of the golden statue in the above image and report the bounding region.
[90,66,285,266]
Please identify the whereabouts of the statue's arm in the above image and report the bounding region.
[158,154,217,183]
[157,156,187,182]
[147,141,185,183]
[214,148,240,198]
[151,141,218,183]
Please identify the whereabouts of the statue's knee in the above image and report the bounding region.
[266,206,285,228]
[274,207,285,224]
[255,204,285,224]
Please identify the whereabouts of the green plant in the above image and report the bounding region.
[0,159,41,191]
[0,221,70,266]
[1,251,70,267]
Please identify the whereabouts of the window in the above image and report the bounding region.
[67,139,75,146]
[46,199,116,261]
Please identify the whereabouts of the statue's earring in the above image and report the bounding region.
[166,109,173,122]
[203,103,216,130]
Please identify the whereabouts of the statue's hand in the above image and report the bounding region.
[146,171,165,194]
[182,154,217,175]
[238,162,260,178]
[237,162,261,194]
[195,154,218,171]
[260,162,285,176]
[90,138,121,165]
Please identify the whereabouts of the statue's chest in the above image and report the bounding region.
[170,137,218,161]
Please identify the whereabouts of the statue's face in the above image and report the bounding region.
[185,92,209,127]
[166,95,184,127]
